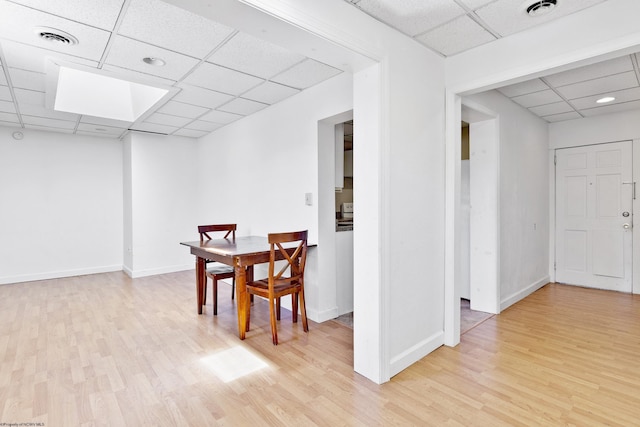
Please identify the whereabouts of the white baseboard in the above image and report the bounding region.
[307,307,339,323]
[500,275,550,311]
[389,331,444,377]
[123,264,193,278]
[0,265,123,285]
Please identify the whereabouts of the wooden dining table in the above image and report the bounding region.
[180,236,302,340]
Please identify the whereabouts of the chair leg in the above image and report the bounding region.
[269,297,278,345]
[245,292,251,332]
[291,293,298,323]
[203,277,207,306]
[231,277,235,300]
[299,286,308,332]
[213,278,218,316]
[276,297,281,320]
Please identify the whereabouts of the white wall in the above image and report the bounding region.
[0,127,123,284]
[465,91,550,310]
[196,72,354,323]
[123,132,199,277]
[550,110,640,295]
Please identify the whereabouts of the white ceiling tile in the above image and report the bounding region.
[0,100,16,113]
[0,86,12,102]
[242,81,300,104]
[173,128,208,138]
[100,64,177,87]
[271,59,342,90]
[544,56,634,87]
[129,122,178,135]
[570,87,640,110]
[415,15,496,56]
[1,41,98,74]
[13,88,44,106]
[476,0,607,37]
[208,32,305,79]
[144,112,193,127]
[75,130,121,139]
[80,116,132,128]
[199,110,243,124]
[0,112,19,123]
[528,101,574,116]
[457,0,495,9]
[8,68,46,91]
[498,79,549,97]
[183,62,263,96]
[19,104,80,121]
[76,123,126,135]
[542,111,582,122]
[22,115,76,129]
[173,83,234,109]
[118,0,235,58]
[555,71,639,99]
[581,100,640,117]
[157,100,209,119]
[23,124,73,134]
[185,120,224,132]
[9,0,124,30]
[104,36,200,81]
[511,89,563,108]
[0,2,111,61]
[218,98,268,115]
[0,67,6,85]
[356,0,465,36]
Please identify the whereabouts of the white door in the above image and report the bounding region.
[555,141,633,292]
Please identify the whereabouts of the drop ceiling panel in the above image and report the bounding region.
[22,115,76,129]
[570,87,640,110]
[144,112,193,127]
[528,101,574,116]
[118,0,235,59]
[0,68,6,85]
[101,64,177,87]
[544,56,634,87]
[157,101,209,119]
[13,88,44,106]
[104,36,200,81]
[581,100,640,117]
[271,59,342,90]
[0,112,19,123]
[1,41,98,74]
[416,15,496,56]
[173,83,235,109]
[458,0,494,8]
[7,68,45,91]
[498,79,549,97]
[555,71,639,100]
[173,128,208,138]
[20,104,80,121]
[511,89,563,108]
[24,125,73,134]
[543,111,582,122]
[76,123,126,135]
[0,2,111,61]
[80,116,132,128]
[199,109,243,124]
[9,0,125,31]
[242,82,300,105]
[0,100,16,113]
[476,0,607,37]
[0,86,12,102]
[207,32,306,79]
[356,0,465,36]
[183,62,264,96]
[130,122,178,135]
[185,120,224,132]
[218,98,268,116]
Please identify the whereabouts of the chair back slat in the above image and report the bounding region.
[198,224,236,242]
[268,230,307,284]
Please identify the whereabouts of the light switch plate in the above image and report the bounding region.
[305,192,313,206]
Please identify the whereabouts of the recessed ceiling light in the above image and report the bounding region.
[596,96,615,104]
[34,26,78,45]
[143,57,166,67]
[526,0,558,17]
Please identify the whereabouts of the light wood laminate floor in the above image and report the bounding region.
[1,272,639,426]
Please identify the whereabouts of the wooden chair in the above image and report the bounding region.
[198,224,236,315]
[245,230,309,345]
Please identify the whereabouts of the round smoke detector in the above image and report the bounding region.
[33,27,78,45]
[525,0,558,17]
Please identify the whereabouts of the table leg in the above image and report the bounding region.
[235,263,247,339]
[196,256,205,315]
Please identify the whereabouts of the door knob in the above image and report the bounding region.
[623,223,631,229]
